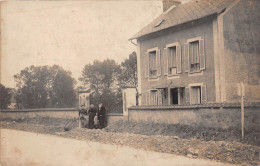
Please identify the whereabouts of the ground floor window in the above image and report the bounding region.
[190,86,201,104]
[185,84,207,104]
[146,85,206,106]
[150,90,158,105]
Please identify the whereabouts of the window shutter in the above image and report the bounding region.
[201,85,207,103]
[184,43,190,72]
[155,92,158,105]
[146,90,150,105]
[163,48,168,76]
[185,87,190,104]
[156,49,161,77]
[144,52,149,78]
[176,44,182,74]
[199,39,205,70]
[158,90,162,105]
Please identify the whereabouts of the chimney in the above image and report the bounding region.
[162,0,181,12]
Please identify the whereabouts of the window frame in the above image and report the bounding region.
[149,89,158,106]
[185,36,206,74]
[166,42,181,77]
[148,50,157,78]
[189,41,200,72]
[187,83,207,104]
[147,47,161,80]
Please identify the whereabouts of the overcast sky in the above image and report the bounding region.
[1,0,188,88]
[1,1,163,88]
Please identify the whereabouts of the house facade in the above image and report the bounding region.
[130,0,260,106]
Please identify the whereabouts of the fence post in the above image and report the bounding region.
[240,82,245,139]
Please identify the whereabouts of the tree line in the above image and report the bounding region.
[0,52,137,110]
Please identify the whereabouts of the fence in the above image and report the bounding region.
[0,108,125,125]
[128,102,260,131]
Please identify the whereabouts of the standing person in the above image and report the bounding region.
[88,104,97,129]
[78,105,88,128]
[97,103,106,129]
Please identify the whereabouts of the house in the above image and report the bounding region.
[130,0,260,106]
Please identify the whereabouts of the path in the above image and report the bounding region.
[0,129,236,166]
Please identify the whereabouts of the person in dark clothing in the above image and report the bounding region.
[79,105,88,116]
[88,104,97,129]
[97,103,106,129]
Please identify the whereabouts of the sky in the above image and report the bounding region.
[1,0,189,88]
[1,1,163,88]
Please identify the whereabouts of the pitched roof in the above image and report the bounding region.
[130,0,236,40]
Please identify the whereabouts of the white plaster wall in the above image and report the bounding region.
[122,88,136,116]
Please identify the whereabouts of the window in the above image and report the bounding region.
[190,86,201,104]
[150,90,158,105]
[185,84,207,104]
[168,46,177,75]
[146,89,164,106]
[145,48,161,79]
[163,43,181,76]
[184,38,205,73]
[149,51,157,77]
[189,41,200,72]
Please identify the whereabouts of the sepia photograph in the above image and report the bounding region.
[0,0,259,165]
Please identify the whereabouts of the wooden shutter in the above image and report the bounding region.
[146,90,150,105]
[199,39,205,70]
[184,43,190,72]
[176,44,182,74]
[158,90,163,106]
[201,85,207,103]
[163,48,168,76]
[185,87,190,104]
[156,49,161,77]
[144,52,149,78]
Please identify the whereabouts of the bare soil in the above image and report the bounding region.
[0,117,259,166]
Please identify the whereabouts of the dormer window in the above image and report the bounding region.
[154,20,165,28]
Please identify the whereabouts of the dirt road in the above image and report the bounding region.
[0,129,237,166]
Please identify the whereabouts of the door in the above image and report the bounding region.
[170,88,178,105]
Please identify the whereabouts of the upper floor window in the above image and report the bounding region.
[163,43,181,76]
[149,51,157,77]
[184,37,206,73]
[144,48,161,79]
[189,41,200,72]
[168,46,177,75]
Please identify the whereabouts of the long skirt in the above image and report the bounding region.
[88,114,95,129]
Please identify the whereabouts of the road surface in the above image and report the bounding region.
[0,129,236,166]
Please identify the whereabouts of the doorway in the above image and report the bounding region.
[170,88,178,105]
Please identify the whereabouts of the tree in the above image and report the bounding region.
[79,59,122,111]
[51,66,76,107]
[14,65,76,108]
[118,51,139,105]
[0,83,12,109]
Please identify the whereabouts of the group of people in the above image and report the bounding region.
[79,103,106,129]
